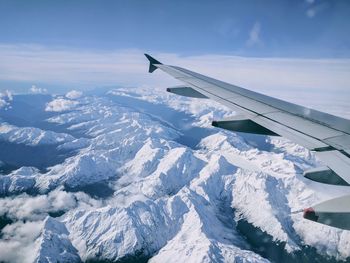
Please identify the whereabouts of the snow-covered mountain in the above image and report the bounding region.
[0,88,349,263]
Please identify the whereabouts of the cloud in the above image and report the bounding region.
[0,190,103,263]
[30,85,47,94]
[0,44,349,91]
[0,190,77,221]
[0,44,349,117]
[0,189,104,221]
[4,90,13,101]
[0,89,13,109]
[305,2,329,18]
[306,8,316,18]
[0,98,7,109]
[0,220,43,263]
[45,97,79,112]
[246,22,262,47]
[66,90,83,99]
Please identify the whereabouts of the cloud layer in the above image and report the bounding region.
[0,44,349,117]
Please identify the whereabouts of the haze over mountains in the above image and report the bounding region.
[0,87,350,263]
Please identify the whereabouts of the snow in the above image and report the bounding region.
[1,87,350,262]
[0,123,76,146]
[34,217,81,263]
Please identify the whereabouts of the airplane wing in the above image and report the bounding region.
[303,195,350,230]
[145,54,350,230]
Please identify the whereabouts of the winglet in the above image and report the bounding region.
[144,53,162,73]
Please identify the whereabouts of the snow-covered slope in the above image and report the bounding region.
[0,123,76,146]
[0,88,350,263]
[34,217,82,263]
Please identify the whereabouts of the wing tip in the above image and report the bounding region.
[144,53,162,73]
[303,207,319,222]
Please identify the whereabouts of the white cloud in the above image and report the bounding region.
[0,189,103,262]
[45,98,79,112]
[0,220,43,263]
[0,44,349,117]
[306,8,316,18]
[305,2,328,19]
[66,90,83,99]
[0,89,13,109]
[30,85,47,94]
[4,90,13,101]
[0,44,349,91]
[0,98,7,109]
[0,188,103,223]
[0,190,77,221]
[246,22,262,47]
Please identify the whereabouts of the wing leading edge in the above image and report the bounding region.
[145,54,350,230]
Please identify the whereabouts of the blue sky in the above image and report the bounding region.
[0,0,349,57]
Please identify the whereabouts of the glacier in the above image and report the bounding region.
[0,88,350,263]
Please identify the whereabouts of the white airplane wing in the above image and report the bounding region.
[145,54,350,230]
